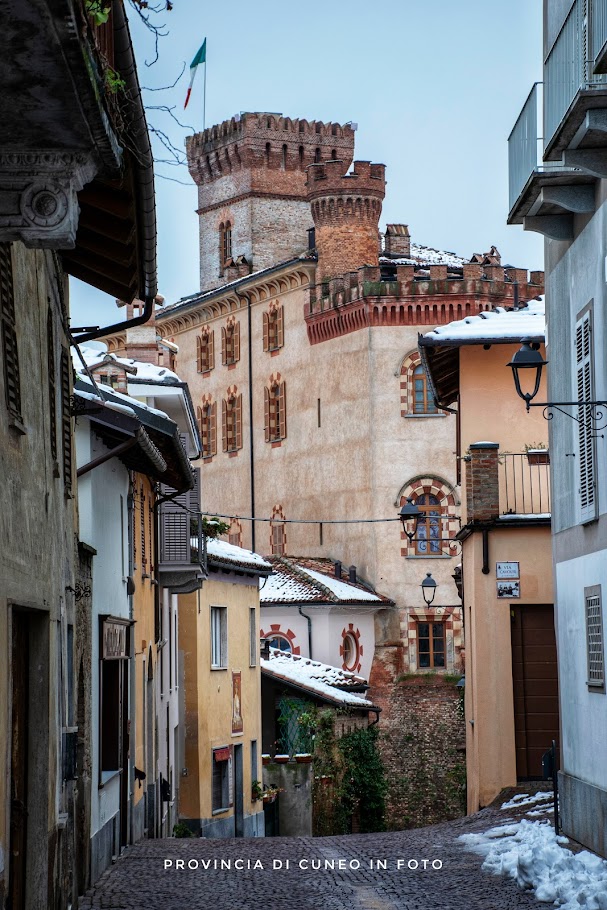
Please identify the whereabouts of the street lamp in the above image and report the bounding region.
[399,497,422,542]
[421,572,437,606]
[507,340,547,411]
[507,340,607,432]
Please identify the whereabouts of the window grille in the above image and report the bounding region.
[576,309,597,522]
[586,590,605,688]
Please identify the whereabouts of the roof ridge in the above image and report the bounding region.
[274,556,339,602]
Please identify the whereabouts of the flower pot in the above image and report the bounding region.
[262,793,277,804]
[274,754,289,764]
[261,754,271,765]
[295,753,312,763]
[526,449,549,465]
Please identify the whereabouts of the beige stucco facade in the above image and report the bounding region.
[179,571,264,837]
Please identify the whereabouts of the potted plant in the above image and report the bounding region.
[274,753,290,764]
[251,779,263,802]
[262,785,283,804]
[294,753,312,764]
[524,442,549,465]
[261,753,271,766]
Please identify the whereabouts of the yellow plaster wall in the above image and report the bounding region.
[179,577,263,825]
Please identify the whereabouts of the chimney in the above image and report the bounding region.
[348,565,357,584]
[334,560,342,578]
[121,295,165,365]
[384,224,411,257]
[466,442,500,523]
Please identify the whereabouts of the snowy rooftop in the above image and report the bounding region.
[380,242,467,269]
[73,345,181,384]
[422,299,545,346]
[261,556,390,606]
[261,649,376,709]
[74,372,172,422]
[205,537,272,573]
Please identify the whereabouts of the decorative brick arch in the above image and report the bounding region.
[270,504,287,555]
[397,475,460,557]
[405,606,464,672]
[340,622,363,673]
[260,623,300,655]
[399,349,437,416]
[197,392,217,460]
[228,517,242,547]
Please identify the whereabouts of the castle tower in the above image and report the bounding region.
[307,159,386,282]
[186,113,356,292]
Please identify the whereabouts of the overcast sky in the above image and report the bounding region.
[69,0,543,328]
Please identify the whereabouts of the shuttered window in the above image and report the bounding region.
[197,402,217,458]
[0,242,23,427]
[585,587,605,689]
[60,348,73,494]
[263,306,284,352]
[197,330,215,373]
[221,322,240,366]
[222,393,242,453]
[576,309,596,523]
[47,308,57,461]
[264,381,286,442]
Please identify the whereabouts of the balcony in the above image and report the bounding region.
[544,0,607,162]
[158,472,207,594]
[499,453,551,519]
[508,82,596,238]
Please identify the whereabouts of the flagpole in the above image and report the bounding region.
[203,56,207,131]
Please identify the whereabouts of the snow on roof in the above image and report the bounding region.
[74,372,172,421]
[205,537,272,572]
[422,299,545,346]
[460,819,607,910]
[260,556,389,605]
[74,345,181,384]
[261,649,375,709]
[498,513,551,521]
[380,242,467,269]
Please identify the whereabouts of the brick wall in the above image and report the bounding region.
[466,442,500,522]
[375,676,466,830]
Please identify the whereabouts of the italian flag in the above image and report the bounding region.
[184,39,206,109]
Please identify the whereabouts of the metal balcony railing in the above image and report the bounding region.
[544,0,607,149]
[591,0,607,66]
[508,83,543,212]
[499,453,551,517]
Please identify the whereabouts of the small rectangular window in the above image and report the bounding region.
[212,746,232,812]
[586,586,605,689]
[251,740,258,790]
[249,607,257,667]
[211,606,228,668]
[417,621,446,669]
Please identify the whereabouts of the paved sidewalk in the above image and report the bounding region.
[79,803,550,910]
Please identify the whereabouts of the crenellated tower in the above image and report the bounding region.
[186,113,356,292]
[307,159,386,282]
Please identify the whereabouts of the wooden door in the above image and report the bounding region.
[9,613,29,910]
[511,604,560,778]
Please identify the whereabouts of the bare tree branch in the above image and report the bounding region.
[145,103,194,131]
[141,62,186,92]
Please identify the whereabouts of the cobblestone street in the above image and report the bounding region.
[79,804,547,910]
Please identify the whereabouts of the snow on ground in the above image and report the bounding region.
[460,818,607,910]
[501,790,554,810]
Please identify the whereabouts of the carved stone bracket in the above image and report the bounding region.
[0,149,100,248]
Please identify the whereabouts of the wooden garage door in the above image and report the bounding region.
[511,604,559,779]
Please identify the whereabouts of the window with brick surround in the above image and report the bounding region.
[228,518,242,547]
[197,327,215,373]
[197,399,217,459]
[417,620,446,669]
[398,477,459,558]
[221,319,240,366]
[219,221,232,270]
[222,388,242,453]
[270,505,287,555]
[263,304,284,353]
[400,350,438,416]
[0,242,23,428]
[264,376,286,442]
[585,586,605,690]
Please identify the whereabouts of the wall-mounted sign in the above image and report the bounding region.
[497,580,520,599]
[496,561,520,579]
[101,618,129,659]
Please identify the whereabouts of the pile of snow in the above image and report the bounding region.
[501,790,554,811]
[460,819,607,910]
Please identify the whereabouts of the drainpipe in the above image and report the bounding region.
[238,293,255,552]
[368,708,381,727]
[298,606,313,659]
[127,476,135,848]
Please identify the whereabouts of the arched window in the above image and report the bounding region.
[264,375,286,443]
[263,303,284,353]
[340,623,362,673]
[398,476,459,558]
[221,318,240,366]
[400,351,438,416]
[228,518,242,547]
[260,623,299,655]
[219,221,232,270]
[270,505,287,555]
[197,397,217,459]
[197,326,215,373]
[222,387,242,454]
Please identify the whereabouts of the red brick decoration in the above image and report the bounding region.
[260,622,300,655]
[398,476,459,558]
[197,393,217,460]
[400,607,464,674]
[270,504,287,555]
[339,623,362,673]
[228,517,242,547]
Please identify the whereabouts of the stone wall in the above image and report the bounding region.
[376,676,466,830]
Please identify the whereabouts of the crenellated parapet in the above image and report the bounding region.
[304,265,545,344]
[186,113,356,187]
